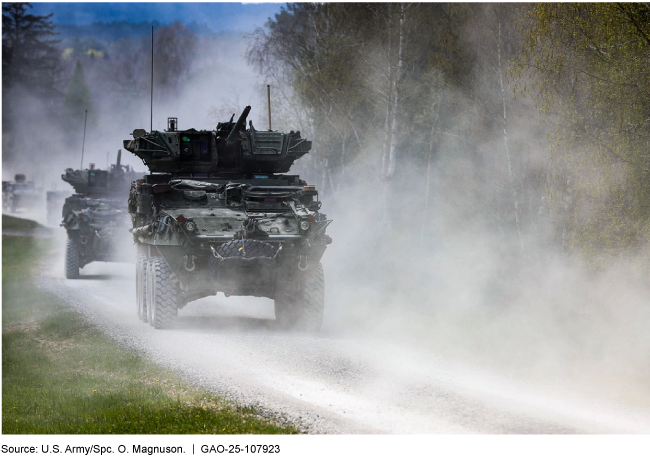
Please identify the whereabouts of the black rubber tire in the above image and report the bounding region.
[136,254,148,322]
[217,239,277,258]
[275,262,324,331]
[149,257,179,329]
[146,257,156,324]
[65,239,80,279]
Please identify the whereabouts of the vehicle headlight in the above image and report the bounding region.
[300,220,310,231]
[185,221,196,232]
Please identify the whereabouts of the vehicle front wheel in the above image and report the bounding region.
[65,239,80,279]
[148,256,179,329]
[136,254,149,322]
[274,262,324,331]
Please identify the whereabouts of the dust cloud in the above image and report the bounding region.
[318,94,650,411]
[4,10,650,420]
[3,30,264,196]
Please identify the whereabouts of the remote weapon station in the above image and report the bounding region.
[124,104,332,330]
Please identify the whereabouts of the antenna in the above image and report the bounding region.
[80,109,88,169]
[151,25,154,132]
[267,84,272,131]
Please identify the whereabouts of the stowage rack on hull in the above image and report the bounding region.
[125,106,332,331]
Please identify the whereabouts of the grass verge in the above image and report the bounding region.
[2,215,298,434]
[2,214,44,231]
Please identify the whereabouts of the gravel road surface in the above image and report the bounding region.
[30,232,650,435]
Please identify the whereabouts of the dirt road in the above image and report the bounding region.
[34,236,650,434]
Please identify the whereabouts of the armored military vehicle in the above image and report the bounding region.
[3,174,44,213]
[124,107,332,330]
[2,181,11,211]
[61,151,143,279]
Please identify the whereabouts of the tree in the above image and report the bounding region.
[517,3,650,266]
[153,22,197,97]
[248,4,377,199]
[61,60,95,147]
[247,3,478,216]
[2,2,60,92]
[2,2,62,168]
[466,4,530,253]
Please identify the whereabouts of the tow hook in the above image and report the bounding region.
[183,254,197,272]
[80,235,88,245]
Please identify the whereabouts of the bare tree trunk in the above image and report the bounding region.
[321,155,328,199]
[340,137,346,179]
[386,3,405,179]
[381,5,394,178]
[379,4,407,238]
[497,17,524,252]
[420,92,441,244]
[320,157,338,204]
[420,129,436,245]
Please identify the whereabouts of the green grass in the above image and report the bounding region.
[2,214,45,231]
[2,216,297,434]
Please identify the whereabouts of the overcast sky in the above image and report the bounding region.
[29,2,283,32]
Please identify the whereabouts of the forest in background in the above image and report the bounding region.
[3,3,650,310]
[2,3,255,183]
[246,2,650,389]
[246,3,650,277]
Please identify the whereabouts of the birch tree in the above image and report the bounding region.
[384,3,406,180]
[248,3,376,198]
[517,3,650,266]
[496,9,523,252]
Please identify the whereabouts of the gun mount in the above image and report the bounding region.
[125,106,331,331]
[123,106,311,176]
[61,149,141,196]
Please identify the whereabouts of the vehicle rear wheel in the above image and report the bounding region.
[148,256,179,329]
[274,262,324,331]
[146,257,157,324]
[136,254,148,322]
[65,239,80,279]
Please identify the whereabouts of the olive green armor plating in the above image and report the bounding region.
[125,106,332,330]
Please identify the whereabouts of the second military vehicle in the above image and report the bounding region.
[61,151,143,278]
[124,107,332,330]
[3,174,44,213]
[2,181,11,211]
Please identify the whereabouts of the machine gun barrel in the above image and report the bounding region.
[226,105,251,144]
